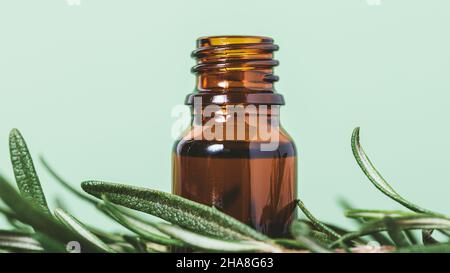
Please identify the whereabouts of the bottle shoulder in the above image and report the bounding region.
[174,136,296,159]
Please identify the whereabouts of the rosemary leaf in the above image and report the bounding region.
[403,230,418,245]
[144,242,169,253]
[122,236,169,253]
[384,217,410,247]
[0,239,43,252]
[98,198,185,247]
[290,220,332,253]
[122,235,148,253]
[309,230,334,245]
[351,127,441,216]
[422,229,439,245]
[297,199,340,240]
[396,243,450,253]
[33,232,67,253]
[54,209,115,253]
[108,242,139,253]
[0,230,43,252]
[0,175,105,253]
[345,209,417,220]
[0,206,29,231]
[9,129,50,214]
[290,219,310,237]
[87,227,126,244]
[0,206,16,219]
[156,224,281,253]
[81,181,268,241]
[0,229,33,237]
[272,238,307,250]
[339,199,394,246]
[293,234,332,253]
[332,215,450,247]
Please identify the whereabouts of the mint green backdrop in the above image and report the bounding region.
[1,0,449,229]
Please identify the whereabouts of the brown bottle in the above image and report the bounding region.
[172,36,297,237]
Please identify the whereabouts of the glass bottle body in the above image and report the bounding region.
[172,35,297,237]
[173,106,297,237]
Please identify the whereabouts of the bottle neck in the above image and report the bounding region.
[187,105,281,143]
[186,36,284,106]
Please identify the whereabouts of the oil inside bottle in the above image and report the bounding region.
[173,139,296,237]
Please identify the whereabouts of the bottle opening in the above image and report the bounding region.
[197,35,274,47]
[186,35,284,106]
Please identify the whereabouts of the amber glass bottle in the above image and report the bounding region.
[172,36,297,237]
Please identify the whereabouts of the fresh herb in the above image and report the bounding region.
[0,127,449,253]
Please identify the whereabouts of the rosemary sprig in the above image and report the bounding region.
[290,220,332,253]
[81,180,268,241]
[384,217,410,247]
[155,224,282,253]
[396,243,450,253]
[351,127,442,216]
[98,198,185,247]
[0,175,106,253]
[297,199,340,240]
[53,209,116,253]
[332,215,450,247]
[0,127,449,253]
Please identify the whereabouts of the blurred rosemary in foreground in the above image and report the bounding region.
[0,128,449,253]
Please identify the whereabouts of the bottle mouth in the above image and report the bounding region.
[196,35,274,47]
[186,36,284,106]
[191,35,279,76]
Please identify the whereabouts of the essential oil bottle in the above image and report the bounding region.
[172,36,297,237]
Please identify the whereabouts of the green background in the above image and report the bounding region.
[1,0,449,229]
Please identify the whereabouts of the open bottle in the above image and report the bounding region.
[172,36,297,237]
